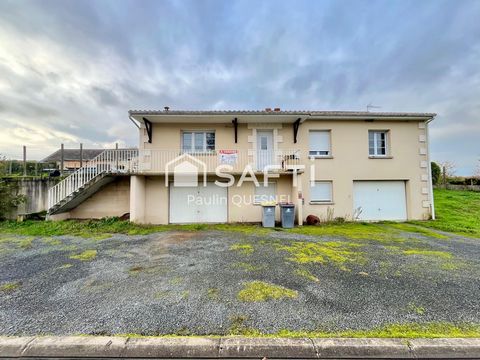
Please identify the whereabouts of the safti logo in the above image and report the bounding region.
[165,152,306,188]
[165,153,207,187]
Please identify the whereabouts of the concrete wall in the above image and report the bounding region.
[3,178,57,218]
[60,177,130,219]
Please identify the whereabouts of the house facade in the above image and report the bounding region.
[48,110,436,224]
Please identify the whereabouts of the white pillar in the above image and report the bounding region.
[297,173,303,226]
[130,175,146,223]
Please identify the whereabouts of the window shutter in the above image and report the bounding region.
[309,131,330,154]
[310,182,332,202]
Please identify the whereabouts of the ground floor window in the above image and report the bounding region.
[310,181,333,203]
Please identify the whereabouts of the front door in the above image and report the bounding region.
[256,130,274,171]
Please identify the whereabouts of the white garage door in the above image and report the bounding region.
[353,181,407,221]
[170,183,228,223]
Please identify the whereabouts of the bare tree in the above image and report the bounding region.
[439,161,456,178]
[475,159,480,178]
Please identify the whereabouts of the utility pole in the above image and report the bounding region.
[443,166,447,189]
[115,142,119,171]
[79,143,83,169]
[60,143,64,175]
[23,145,27,176]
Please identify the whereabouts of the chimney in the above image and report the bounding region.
[274,107,281,112]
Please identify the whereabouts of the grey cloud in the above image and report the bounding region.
[0,0,479,172]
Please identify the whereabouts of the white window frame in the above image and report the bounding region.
[309,130,331,157]
[310,181,333,203]
[181,131,215,153]
[254,182,277,204]
[368,130,389,157]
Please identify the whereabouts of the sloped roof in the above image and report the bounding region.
[129,109,436,118]
[41,149,105,162]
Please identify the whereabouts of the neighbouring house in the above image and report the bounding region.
[48,109,436,224]
[41,148,105,171]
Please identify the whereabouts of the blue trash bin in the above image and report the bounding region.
[261,205,276,228]
[280,203,295,228]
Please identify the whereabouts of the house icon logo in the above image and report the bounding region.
[165,153,207,187]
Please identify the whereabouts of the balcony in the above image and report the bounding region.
[131,149,302,174]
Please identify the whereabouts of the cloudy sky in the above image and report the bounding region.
[0,0,479,174]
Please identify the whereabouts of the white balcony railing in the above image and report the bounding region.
[48,149,301,210]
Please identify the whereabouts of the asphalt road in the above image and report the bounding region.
[1,227,479,335]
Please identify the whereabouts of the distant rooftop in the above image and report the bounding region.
[41,149,105,162]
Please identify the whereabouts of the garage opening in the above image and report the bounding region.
[353,181,407,221]
[169,183,228,223]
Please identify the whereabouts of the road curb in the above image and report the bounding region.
[1,336,480,359]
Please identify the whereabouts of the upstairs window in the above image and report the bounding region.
[182,131,215,152]
[369,130,388,156]
[309,130,331,157]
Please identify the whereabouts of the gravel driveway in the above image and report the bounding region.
[1,227,479,335]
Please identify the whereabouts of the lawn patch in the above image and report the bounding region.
[207,288,219,300]
[407,302,426,315]
[230,243,254,255]
[294,268,320,282]
[237,281,298,302]
[232,262,263,272]
[57,263,73,270]
[403,249,453,259]
[0,281,21,293]
[411,189,480,237]
[42,237,62,246]
[288,222,400,242]
[386,223,448,239]
[69,249,97,261]
[278,241,364,270]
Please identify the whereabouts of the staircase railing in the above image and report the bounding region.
[47,149,139,209]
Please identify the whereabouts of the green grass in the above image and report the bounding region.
[294,268,320,282]
[278,241,364,271]
[230,243,254,255]
[411,189,480,237]
[0,281,21,292]
[237,281,298,302]
[111,322,480,338]
[69,249,97,261]
[0,190,477,240]
[403,249,453,259]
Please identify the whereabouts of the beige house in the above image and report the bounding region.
[48,109,436,224]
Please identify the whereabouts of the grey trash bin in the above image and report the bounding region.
[261,205,276,228]
[280,203,295,228]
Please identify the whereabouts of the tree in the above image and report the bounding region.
[431,162,441,185]
[439,161,456,179]
[0,180,26,220]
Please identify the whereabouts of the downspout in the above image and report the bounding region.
[426,116,436,220]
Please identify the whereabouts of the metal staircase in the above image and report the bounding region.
[47,149,138,215]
